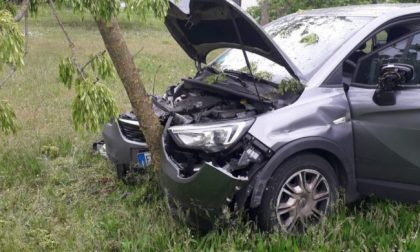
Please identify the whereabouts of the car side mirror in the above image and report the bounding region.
[373,63,414,106]
[379,63,414,90]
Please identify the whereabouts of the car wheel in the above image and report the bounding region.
[257,153,338,233]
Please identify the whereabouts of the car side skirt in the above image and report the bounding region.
[358,178,420,203]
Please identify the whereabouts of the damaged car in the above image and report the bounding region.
[99,1,420,232]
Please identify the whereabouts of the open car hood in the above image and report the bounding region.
[165,0,300,79]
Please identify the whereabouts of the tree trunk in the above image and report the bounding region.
[14,0,29,22]
[260,0,270,25]
[96,16,163,170]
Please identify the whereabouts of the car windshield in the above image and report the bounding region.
[211,15,373,83]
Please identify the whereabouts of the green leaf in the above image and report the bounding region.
[53,0,168,21]
[0,10,25,70]
[278,78,305,95]
[0,100,17,135]
[0,2,17,16]
[72,79,118,132]
[239,62,273,81]
[300,33,319,46]
[203,73,226,85]
[90,53,115,80]
[58,57,76,89]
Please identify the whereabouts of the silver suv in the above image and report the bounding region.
[101,1,420,232]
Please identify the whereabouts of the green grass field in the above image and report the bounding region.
[0,8,419,251]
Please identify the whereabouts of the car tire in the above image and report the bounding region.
[256,153,338,233]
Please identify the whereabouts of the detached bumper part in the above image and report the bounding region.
[160,141,248,230]
[93,140,108,159]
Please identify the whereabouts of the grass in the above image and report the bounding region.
[0,8,419,252]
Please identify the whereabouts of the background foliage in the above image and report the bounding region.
[0,0,169,135]
[0,8,24,134]
[249,0,420,22]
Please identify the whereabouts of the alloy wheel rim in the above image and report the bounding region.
[275,169,331,232]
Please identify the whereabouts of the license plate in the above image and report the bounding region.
[137,152,152,168]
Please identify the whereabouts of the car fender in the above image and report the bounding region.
[249,136,358,208]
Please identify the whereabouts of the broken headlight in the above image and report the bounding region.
[168,118,255,153]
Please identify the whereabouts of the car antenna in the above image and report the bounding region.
[229,6,262,102]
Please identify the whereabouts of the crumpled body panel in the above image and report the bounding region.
[249,87,353,156]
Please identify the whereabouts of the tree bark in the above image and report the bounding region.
[14,0,30,22]
[96,17,163,170]
[260,0,269,25]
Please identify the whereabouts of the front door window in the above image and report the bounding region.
[354,38,409,85]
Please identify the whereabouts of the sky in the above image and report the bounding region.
[241,0,259,9]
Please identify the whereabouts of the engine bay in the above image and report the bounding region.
[153,68,304,178]
[154,68,300,126]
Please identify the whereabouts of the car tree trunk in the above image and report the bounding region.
[260,0,270,25]
[96,16,163,170]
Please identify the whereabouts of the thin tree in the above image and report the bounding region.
[260,0,270,25]
[0,0,167,168]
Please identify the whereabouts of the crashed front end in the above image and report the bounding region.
[160,125,272,230]
[160,136,250,229]
[156,72,288,229]
[101,0,305,228]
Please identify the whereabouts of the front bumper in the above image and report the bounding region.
[160,138,248,228]
[102,121,148,166]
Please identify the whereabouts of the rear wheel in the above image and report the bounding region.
[257,153,338,233]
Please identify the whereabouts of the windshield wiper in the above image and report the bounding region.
[223,69,257,80]
[204,66,247,87]
[206,66,255,82]
[205,65,220,74]
[223,69,279,88]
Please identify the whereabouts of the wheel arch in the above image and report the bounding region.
[249,137,360,209]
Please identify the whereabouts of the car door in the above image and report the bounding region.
[347,32,420,199]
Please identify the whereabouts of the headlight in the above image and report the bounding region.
[168,118,255,153]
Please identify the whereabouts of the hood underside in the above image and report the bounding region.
[165,0,299,79]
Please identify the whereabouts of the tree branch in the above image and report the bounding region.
[81,50,107,73]
[48,0,86,79]
[0,68,17,88]
[1,8,30,89]
[132,47,144,60]
[24,10,29,54]
[48,0,74,49]
[14,0,30,22]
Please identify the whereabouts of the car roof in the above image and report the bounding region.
[294,4,420,18]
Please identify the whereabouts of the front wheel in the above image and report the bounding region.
[257,153,339,233]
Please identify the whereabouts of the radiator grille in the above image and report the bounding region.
[118,119,146,143]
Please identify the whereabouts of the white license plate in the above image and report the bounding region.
[137,152,152,168]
